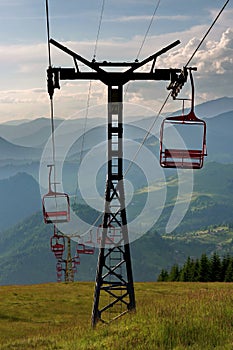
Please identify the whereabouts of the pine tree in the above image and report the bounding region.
[224,258,233,282]
[157,253,233,283]
[168,264,180,281]
[193,258,200,282]
[180,257,195,281]
[198,253,210,282]
[221,254,231,281]
[157,269,169,282]
[210,252,222,282]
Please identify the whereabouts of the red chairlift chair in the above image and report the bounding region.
[76,243,95,255]
[97,224,117,245]
[72,254,81,266]
[56,261,63,282]
[76,230,95,255]
[160,69,207,169]
[50,227,65,260]
[42,164,70,224]
[72,255,80,274]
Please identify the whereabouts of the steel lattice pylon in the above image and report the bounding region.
[91,86,135,326]
[46,37,184,327]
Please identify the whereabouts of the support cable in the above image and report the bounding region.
[45,0,56,185]
[46,0,52,68]
[74,0,105,208]
[136,0,161,61]
[124,0,229,177]
[79,0,106,165]
[124,91,171,177]
[93,0,106,61]
[125,0,161,98]
[185,0,230,67]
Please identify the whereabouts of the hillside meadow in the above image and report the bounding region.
[0,282,232,349]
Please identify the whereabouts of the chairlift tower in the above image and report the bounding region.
[64,237,75,282]
[47,37,186,326]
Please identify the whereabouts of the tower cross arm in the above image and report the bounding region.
[48,39,184,90]
[125,39,181,75]
[50,38,108,76]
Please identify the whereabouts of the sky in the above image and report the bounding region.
[0,0,232,122]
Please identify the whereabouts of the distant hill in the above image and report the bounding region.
[0,136,41,160]
[1,162,233,284]
[205,110,233,163]
[0,210,176,285]
[0,118,63,148]
[0,212,55,285]
[195,96,233,118]
[1,119,30,125]
[0,96,231,165]
[0,172,41,231]
[0,96,232,145]
[169,96,233,118]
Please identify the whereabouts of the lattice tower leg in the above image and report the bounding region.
[91,85,136,327]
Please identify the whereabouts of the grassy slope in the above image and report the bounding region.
[0,282,232,350]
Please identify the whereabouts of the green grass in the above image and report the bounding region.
[0,282,233,349]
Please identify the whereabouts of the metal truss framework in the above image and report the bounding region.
[47,37,185,327]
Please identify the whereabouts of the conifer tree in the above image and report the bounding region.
[193,258,200,282]
[197,253,210,282]
[168,264,180,281]
[210,252,222,282]
[224,258,233,282]
[180,257,195,281]
[221,254,231,281]
[157,253,233,283]
[157,269,169,282]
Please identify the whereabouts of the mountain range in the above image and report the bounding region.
[0,160,233,284]
[0,96,233,284]
[0,172,41,231]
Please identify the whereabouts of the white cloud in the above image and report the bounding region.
[0,5,232,121]
[104,14,190,23]
[136,27,233,108]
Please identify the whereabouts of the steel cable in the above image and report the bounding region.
[124,0,229,178]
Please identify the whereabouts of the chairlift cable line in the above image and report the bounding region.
[124,91,171,177]
[79,0,106,167]
[185,0,230,67]
[70,0,229,224]
[136,0,161,61]
[74,0,106,209]
[86,0,160,232]
[46,0,52,68]
[124,0,229,177]
[125,0,161,98]
[45,0,57,191]
[93,0,106,60]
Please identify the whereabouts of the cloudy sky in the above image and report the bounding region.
[0,0,232,122]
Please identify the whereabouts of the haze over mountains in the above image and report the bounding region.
[0,96,233,284]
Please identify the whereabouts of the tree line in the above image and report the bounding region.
[157,253,233,282]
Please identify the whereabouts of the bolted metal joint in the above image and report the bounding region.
[47,67,60,99]
[167,67,188,99]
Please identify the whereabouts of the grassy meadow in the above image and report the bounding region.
[0,282,232,349]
